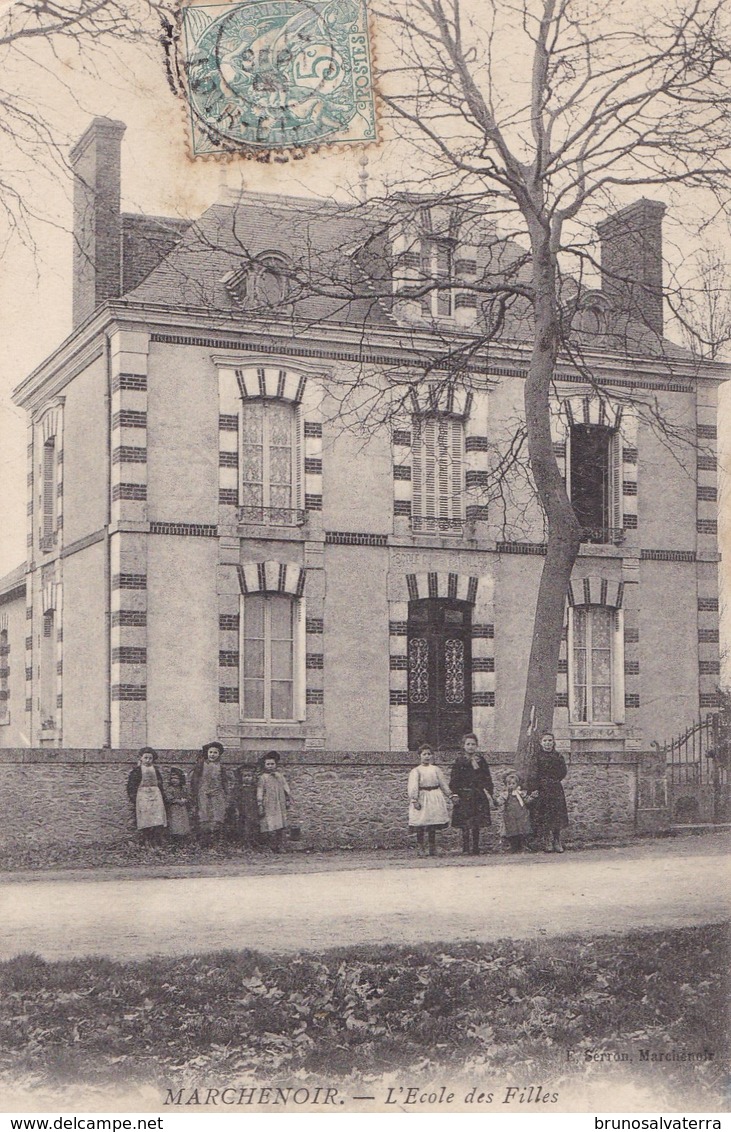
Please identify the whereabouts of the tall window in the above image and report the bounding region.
[571,606,615,723]
[569,424,619,543]
[41,438,57,549]
[407,598,472,749]
[240,400,300,524]
[0,629,8,722]
[412,416,464,532]
[422,240,454,317]
[242,593,297,721]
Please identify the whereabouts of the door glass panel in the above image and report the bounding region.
[408,637,429,703]
[444,637,465,703]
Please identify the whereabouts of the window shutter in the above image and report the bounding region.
[420,241,432,316]
[424,418,437,519]
[610,429,622,533]
[450,419,464,519]
[567,609,576,722]
[295,596,306,721]
[612,608,625,723]
[437,417,449,519]
[294,406,304,512]
[42,441,55,538]
[412,418,423,519]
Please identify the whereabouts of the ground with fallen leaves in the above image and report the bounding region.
[0,924,726,1110]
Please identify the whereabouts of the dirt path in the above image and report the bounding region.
[1,834,728,961]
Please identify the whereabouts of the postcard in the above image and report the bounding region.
[0,0,728,1118]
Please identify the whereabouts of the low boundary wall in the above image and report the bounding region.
[0,748,669,851]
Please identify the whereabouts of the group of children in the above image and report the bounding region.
[126,742,291,850]
[407,731,569,857]
[127,731,568,858]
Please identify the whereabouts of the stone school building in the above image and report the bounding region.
[0,118,726,848]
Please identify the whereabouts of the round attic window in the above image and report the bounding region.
[225,251,293,309]
[253,253,290,305]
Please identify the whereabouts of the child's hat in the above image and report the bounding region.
[169,766,185,780]
[503,767,521,784]
[202,740,224,756]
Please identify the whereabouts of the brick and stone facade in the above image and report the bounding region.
[0,120,727,846]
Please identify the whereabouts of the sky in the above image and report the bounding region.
[0,2,728,671]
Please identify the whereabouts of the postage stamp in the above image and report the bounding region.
[177,0,378,157]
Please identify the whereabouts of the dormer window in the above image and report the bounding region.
[225,252,292,310]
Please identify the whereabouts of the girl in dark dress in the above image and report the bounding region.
[531,732,569,852]
[449,732,496,855]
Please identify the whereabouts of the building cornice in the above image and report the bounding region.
[12,299,731,409]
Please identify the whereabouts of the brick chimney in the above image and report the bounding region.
[596,199,666,337]
[70,117,126,327]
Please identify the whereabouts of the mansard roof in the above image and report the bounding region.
[119,189,697,364]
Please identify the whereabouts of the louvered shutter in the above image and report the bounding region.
[294,406,304,512]
[610,429,622,534]
[437,417,449,520]
[450,419,464,520]
[42,440,55,539]
[424,417,438,519]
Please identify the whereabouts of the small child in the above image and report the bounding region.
[166,767,192,844]
[499,769,537,853]
[257,751,292,852]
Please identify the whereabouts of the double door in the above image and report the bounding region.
[407,598,472,750]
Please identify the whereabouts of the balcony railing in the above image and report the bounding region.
[411,515,464,534]
[579,526,625,546]
[39,531,58,552]
[237,506,306,527]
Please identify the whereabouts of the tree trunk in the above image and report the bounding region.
[515,221,581,778]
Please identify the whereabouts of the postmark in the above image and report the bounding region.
[177,0,378,158]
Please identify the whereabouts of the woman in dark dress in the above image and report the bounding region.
[531,732,569,852]
[449,732,496,855]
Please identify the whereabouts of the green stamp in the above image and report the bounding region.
[179,0,377,157]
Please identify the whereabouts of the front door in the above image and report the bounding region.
[407,598,472,750]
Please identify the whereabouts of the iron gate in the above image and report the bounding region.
[665,714,730,824]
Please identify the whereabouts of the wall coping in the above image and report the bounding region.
[0,747,657,768]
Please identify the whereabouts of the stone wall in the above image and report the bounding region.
[0,747,669,852]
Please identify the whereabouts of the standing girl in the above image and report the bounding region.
[257,751,292,852]
[126,747,167,846]
[531,732,569,852]
[191,741,230,845]
[449,732,496,855]
[408,744,452,857]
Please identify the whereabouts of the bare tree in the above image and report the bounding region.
[358,0,731,768]
[0,0,160,247]
[674,246,731,361]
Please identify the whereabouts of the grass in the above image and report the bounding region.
[0,923,727,1107]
